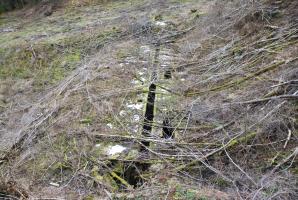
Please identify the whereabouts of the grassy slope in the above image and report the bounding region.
[0,0,297,199]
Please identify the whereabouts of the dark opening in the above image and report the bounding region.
[162,117,174,139]
[123,162,150,188]
[140,83,156,151]
[110,161,150,189]
[140,45,160,151]
[0,182,28,200]
[164,69,172,79]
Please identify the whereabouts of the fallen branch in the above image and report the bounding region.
[271,80,298,88]
[283,129,292,149]
[174,132,257,171]
[270,147,298,174]
[185,57,298,97]
[231,94,298,104]
[95,133,218,146]
[110,171,132,189]
[185,60,287,96]
[175,101,285,171]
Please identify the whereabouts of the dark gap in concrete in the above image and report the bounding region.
[164,69,172,79]
[123,162,150,188]
[140,83,156,151]
[162,117,174,139]
[140,46,160,151]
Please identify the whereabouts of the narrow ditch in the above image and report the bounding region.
[140,83,156,150]
[112,44,176,189]
[140,45,160,151]
[140,45,176,149]
[162,117,174,139]
[109,45,161,189]
[0,183,28,200]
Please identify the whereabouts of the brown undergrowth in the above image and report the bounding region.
[0,0,297,199]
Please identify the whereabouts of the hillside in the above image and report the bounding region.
[0,0,297,199]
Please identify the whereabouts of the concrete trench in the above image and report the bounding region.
[141,44,177,150]
[101,24,183,188]
[140,45,160,151]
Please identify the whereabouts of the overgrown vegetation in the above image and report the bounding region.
[0,0,297,199]
[0,0,45,13]
[0,27,121,86]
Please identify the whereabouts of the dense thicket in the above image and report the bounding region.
[0,0,112,13]
[0,0,41,13]
[0,0,40,12]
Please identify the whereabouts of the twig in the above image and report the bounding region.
[175,101,285,171]
[185,60,286,96]
[271,80,298,88]
[110,171,132,189]
[224,147,257,186]
[283,129,292,149]
[232,95,298,104]
[95,133,218,146]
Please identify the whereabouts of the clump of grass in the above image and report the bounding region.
[174,186,197,200]
[0,43,78,86]
[0,27,122,87]
[23,132,91,183]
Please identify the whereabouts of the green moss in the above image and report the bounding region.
[174,185,198,200]
[63,52,81,64]
[154,14,163,21]
[26,152,51,177]
[23,133,93,182]
[291,167,298,175]
[91,166,104,182]
[125,149,139,160]
[267,149,298,171]
[212,177,230,189]
[99,0,145,10]
[83,195,94,200]
[116,49,129,59]
[103,173,119,191]
[80,117,93,125]
[227,132,257,149]
[0,27,122,88]
[52,161,72,171]
[169,0,197,3]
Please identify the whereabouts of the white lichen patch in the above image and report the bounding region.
[133,114,140,122]
[127,103,143,110]
[133,125,139,133]
[49,182,60,187]
[124,56,137,63]
[106,123,113,129]
[155,21,167,26]
[131,79,140,84]
[160,55,173,63]
[119,110,126,116]
[107,145,127,155]
[138,71,145,76]
[140,45,151,53]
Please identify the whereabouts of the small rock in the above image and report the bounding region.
[49,182,59,187]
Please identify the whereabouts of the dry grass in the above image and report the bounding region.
[0,0,297,199]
